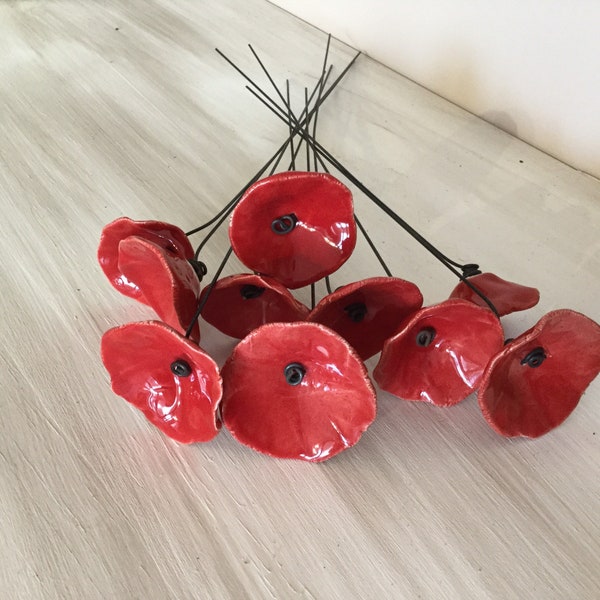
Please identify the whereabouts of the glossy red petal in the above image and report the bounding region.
[308,277,423,360]
[449,272,540,316]
[374,299,504,407]
[478,309,600,437]
[199,273,309,339]
[98,217,194,303]
[118,236,201,341]
[229,171,356,289]
[101,321,222,443]
[221,322,376,462]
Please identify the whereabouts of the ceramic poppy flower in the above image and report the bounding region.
[308,277,423,360]
[221,322,377,462]
[101,321,222,444]
[374,299,504,407]
[98,217,194,304]
[118,236,201,340]
[478,309,600,437]
[449,272,540,316]
[199,273,309,339]
[229,171,356,289]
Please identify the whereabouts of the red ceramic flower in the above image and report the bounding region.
[199,273,309,339]
[229,171,356,289]
[478,309,600,437]
[308,277,423,360]
[98,217,194,304]
[449,272,539,316]
[101,321,222,444]
[221,322,377,462]
[374,299,504,407]
[118,236,201,340]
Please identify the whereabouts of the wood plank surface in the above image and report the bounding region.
[1,1,599,598]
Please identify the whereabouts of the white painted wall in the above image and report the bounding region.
[269,0,600,180]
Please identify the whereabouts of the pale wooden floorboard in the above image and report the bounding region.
[1,1,599,598]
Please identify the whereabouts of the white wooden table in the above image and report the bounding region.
[1,1,599,598]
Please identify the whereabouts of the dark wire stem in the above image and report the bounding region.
[313,35,331,169]
[355,215,393,277]
[185,196,238,236]
[286,80,296,171]
[220,40,359,137]
[247,84,395,278]
[248,43,289,108]
[187,44,350,241]
[217,45,328,145]
[185,246,233,338]
[304,102,394,278]
[248,40,332,165]
[311,283,316,310]
[310,140,500,316]
[244,79,469,274]
[304,88,311,171]
[186,134,290,239]
[233,38,349,170]
[307,67,391,295]
[242,80,499,316]
[192,139,290,260]
[186,45,365,323]
[284,68,333,171]
[189,53,343,255]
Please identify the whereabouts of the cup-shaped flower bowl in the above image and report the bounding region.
[199,273,309,339]
[229,171,356,289]
[98,217,193,304]
[374,299,504,407]
[308,277,423,360]
[478,309,600,437]
[101,321,222,444]
[221,321,376,462]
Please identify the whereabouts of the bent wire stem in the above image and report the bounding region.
[216,41,497,314]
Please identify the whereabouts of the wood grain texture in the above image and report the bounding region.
[1,1,599,598]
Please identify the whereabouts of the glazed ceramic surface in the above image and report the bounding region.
[118,236,201,340]
[199,273,309,339]
[478,309,600,437]
[449,272,540,316]
[5,3,600,598]
[374,299,504,406]
[308,277,423,360]
[101,321,222,444]
[221,321,376,462]
[229,171,356,288]
[98,217,194,303]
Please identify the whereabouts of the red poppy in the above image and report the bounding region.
[478,309,600,437]
[221,322,377,462]
[449,272,539,316]
[98,217,194,304]
[118,236,201,340]
[101,321,222,444]
[374,299,504,407]
[308,277,423,360]
[199,273,309,339]
[229,171,356,289]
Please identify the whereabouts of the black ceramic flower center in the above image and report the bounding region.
[416,327,436,347]
[520,347,546,368]
[240,284,266,299]
[271,213,298,235]
[170,359,192,377]
[284,362,306,386]
[344,302,367,322]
